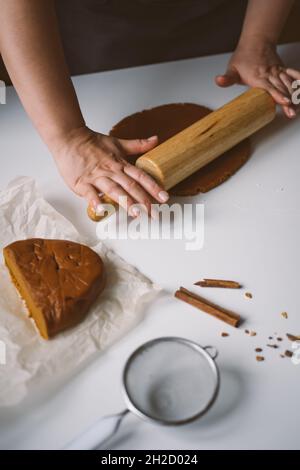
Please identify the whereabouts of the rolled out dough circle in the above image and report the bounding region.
[109,103,251,196]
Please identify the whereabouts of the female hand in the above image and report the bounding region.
[53,126,169,218]
[215,40,297,118]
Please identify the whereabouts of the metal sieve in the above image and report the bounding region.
[66,337,220,450]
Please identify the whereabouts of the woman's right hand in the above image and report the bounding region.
[0,0,169,218]
[53,126,169,218]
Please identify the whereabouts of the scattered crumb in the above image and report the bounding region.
[221,332,229,337]
[267,344,279,349]
[255,348,263,352]
[281,312,288,319]
[280,354,285,358]
[286,333,300,342]
[256,355,265,362]
[277,337,283,342]
[245,329,256,336]
[285,350,293,358]
[245,292,253,299]
[268,336,273,340]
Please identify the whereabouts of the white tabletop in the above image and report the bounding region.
[0,43,300,450]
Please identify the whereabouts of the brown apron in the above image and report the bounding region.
[55,0,248,75]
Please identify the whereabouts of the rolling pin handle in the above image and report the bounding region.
[87,195,118,222]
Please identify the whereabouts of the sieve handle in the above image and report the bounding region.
[64,409,129,450]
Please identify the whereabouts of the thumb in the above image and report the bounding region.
[118,135,158,155]
[215,67,240,87]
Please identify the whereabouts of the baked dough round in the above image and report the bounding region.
[110,103,251,196]
[3,239,106,339]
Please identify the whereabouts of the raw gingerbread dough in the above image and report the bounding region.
[110,103,251,196]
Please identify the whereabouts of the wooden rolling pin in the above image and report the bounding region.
[88,88,276,221]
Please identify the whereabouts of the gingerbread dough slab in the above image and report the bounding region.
[110,103,251,196]
[3,239,106,339]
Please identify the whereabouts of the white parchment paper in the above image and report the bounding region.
[0,177,160,407]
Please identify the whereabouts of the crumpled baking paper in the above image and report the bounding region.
[0,177,160,407]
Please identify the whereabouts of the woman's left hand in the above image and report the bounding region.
[215,39,298,118]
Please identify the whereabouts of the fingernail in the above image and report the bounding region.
[147,135,157,142]
[158,191,169,202]
[95,204,105,216]
[130,206,140,217]
[283,97,290,103]
[91,200,98,210]
[289,108,296,118]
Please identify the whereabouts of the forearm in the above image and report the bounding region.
[0,0,84,153]
[239,0,295,47]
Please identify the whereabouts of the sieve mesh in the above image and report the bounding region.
[123,338,218,424]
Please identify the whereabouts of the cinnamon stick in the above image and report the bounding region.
[175,286,240,327]
[194,279,241,289]
[286,333,300,342]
